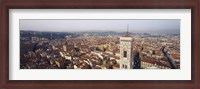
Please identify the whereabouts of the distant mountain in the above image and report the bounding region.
[20,30,178,38]
[74,31,135,36]
[20,30,76,39]
[168,34,180,36]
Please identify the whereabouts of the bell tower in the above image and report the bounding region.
[120,25,133,69]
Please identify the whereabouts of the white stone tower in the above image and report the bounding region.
[120,25,133,69]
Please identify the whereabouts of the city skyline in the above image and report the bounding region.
[20,19,180,69]
[20,30,180,69]
[20,19,180,34]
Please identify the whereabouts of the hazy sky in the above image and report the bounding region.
[20,19,180,34]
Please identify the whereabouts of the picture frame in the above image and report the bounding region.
[0,0,199,89]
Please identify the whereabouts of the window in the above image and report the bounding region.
[125,65,127,69]
[124,51,127,58]
[122,64,127,69]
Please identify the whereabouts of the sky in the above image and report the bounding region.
[20,19,180,34]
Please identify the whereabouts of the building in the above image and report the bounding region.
[63,45,67,51]
[133,51,141,69]
[120,28,134,69]
[140,57,171,69]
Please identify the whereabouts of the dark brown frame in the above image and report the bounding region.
[0,0,199,89]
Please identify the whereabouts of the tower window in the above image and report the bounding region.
[124,51,127,58]
[125,65,127,69]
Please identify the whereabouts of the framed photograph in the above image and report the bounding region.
[1,0,199,89]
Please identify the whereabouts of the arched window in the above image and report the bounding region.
[125,65,127,69]
[124,51,127,58]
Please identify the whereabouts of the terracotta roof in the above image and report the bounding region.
[113,64,120,68]
[142,57,171,68]
[170,53,180,59]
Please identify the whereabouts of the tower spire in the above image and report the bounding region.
[126,24,129,36]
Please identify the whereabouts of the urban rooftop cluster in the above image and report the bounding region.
[20,31,180,69]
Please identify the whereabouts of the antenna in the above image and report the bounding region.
[126,24,129,36]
